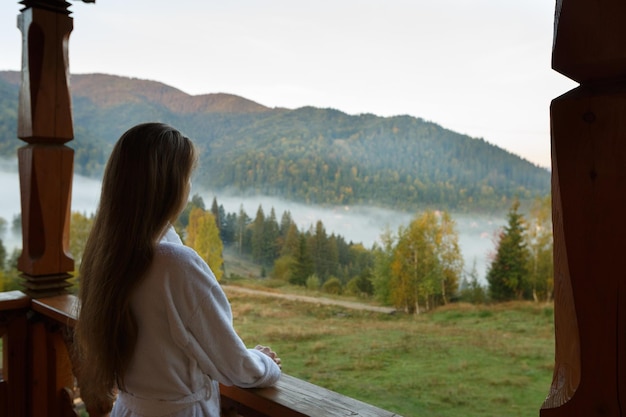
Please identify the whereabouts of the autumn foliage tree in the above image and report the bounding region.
[70,212,94,270]
[69,211,95,291]
[185,207,224,281]
[389,211,463,314]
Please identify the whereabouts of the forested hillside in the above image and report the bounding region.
[0,71,550,212]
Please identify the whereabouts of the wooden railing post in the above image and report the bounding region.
[541,1,626,416]
[16,0,75,298]
[29,317,77,417]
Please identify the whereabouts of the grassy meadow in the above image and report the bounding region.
[228,291,555,417]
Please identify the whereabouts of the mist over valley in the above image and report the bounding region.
[0,168,503,283]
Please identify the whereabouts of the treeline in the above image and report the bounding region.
[177,195,375,292]
[201,109,550,211]
[0,72,550,212]
[0,196,553,313]
[174,194,554,313]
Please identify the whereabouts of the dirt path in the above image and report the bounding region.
[222,285,397,314]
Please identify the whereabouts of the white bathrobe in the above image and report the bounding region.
[111,227,281,417]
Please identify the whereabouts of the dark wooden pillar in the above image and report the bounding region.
[541,1,626,416]
[16,0,75,298]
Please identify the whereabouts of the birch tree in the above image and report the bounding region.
[389,210,463,313]
[186,207,224,281]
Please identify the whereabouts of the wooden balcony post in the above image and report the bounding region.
[30,319,77,417]
[16,0,75,297]
[541,1,626,416]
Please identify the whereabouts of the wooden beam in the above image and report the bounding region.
[542,1,626,415]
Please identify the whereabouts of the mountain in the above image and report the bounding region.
[0,71,550,212]
[70,73,271,114]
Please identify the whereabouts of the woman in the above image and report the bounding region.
[75,123,281,416]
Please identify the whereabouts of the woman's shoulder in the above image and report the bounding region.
[155,240,200,263]
[150,242,219,293]
[153,242,212,277]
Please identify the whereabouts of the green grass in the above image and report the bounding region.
[0,292,554,417]
[230,295,555,417]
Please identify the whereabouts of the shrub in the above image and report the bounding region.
[306,274,321,291]
[346,274,374,297]
[273,255,295,282]
[322,276,342,295]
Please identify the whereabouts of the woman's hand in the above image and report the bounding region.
[255,345,282,369]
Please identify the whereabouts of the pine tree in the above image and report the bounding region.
[210,197,220,227]
[264,208,280,264]
[346,243,374,284]
[176,193,205,233]
[290,234,313,286]
[281,223,300,258]
[272,212,299,281]
[235,205,251,255]
[221,212,237,246]
[279,210,294,237]
[309,220,334,281]
[191,194,206,210]
[251,205,265,263]
[326,235,340,281]
[486,199,530,301]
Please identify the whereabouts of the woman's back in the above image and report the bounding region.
[115,228,280,416]
[76,124,281,417]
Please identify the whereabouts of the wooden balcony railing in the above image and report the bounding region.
[0,290,400,417]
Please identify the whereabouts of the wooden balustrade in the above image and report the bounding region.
[0,290,401,417]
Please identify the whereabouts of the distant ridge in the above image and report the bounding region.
[0,71,271,114]
[0,70,550,213]
[0,71,19,85]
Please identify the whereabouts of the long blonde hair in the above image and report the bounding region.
[75,123,197,412]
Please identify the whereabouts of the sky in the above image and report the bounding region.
[0,0,576,168]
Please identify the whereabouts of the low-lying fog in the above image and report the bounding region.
[1,168,503,282]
